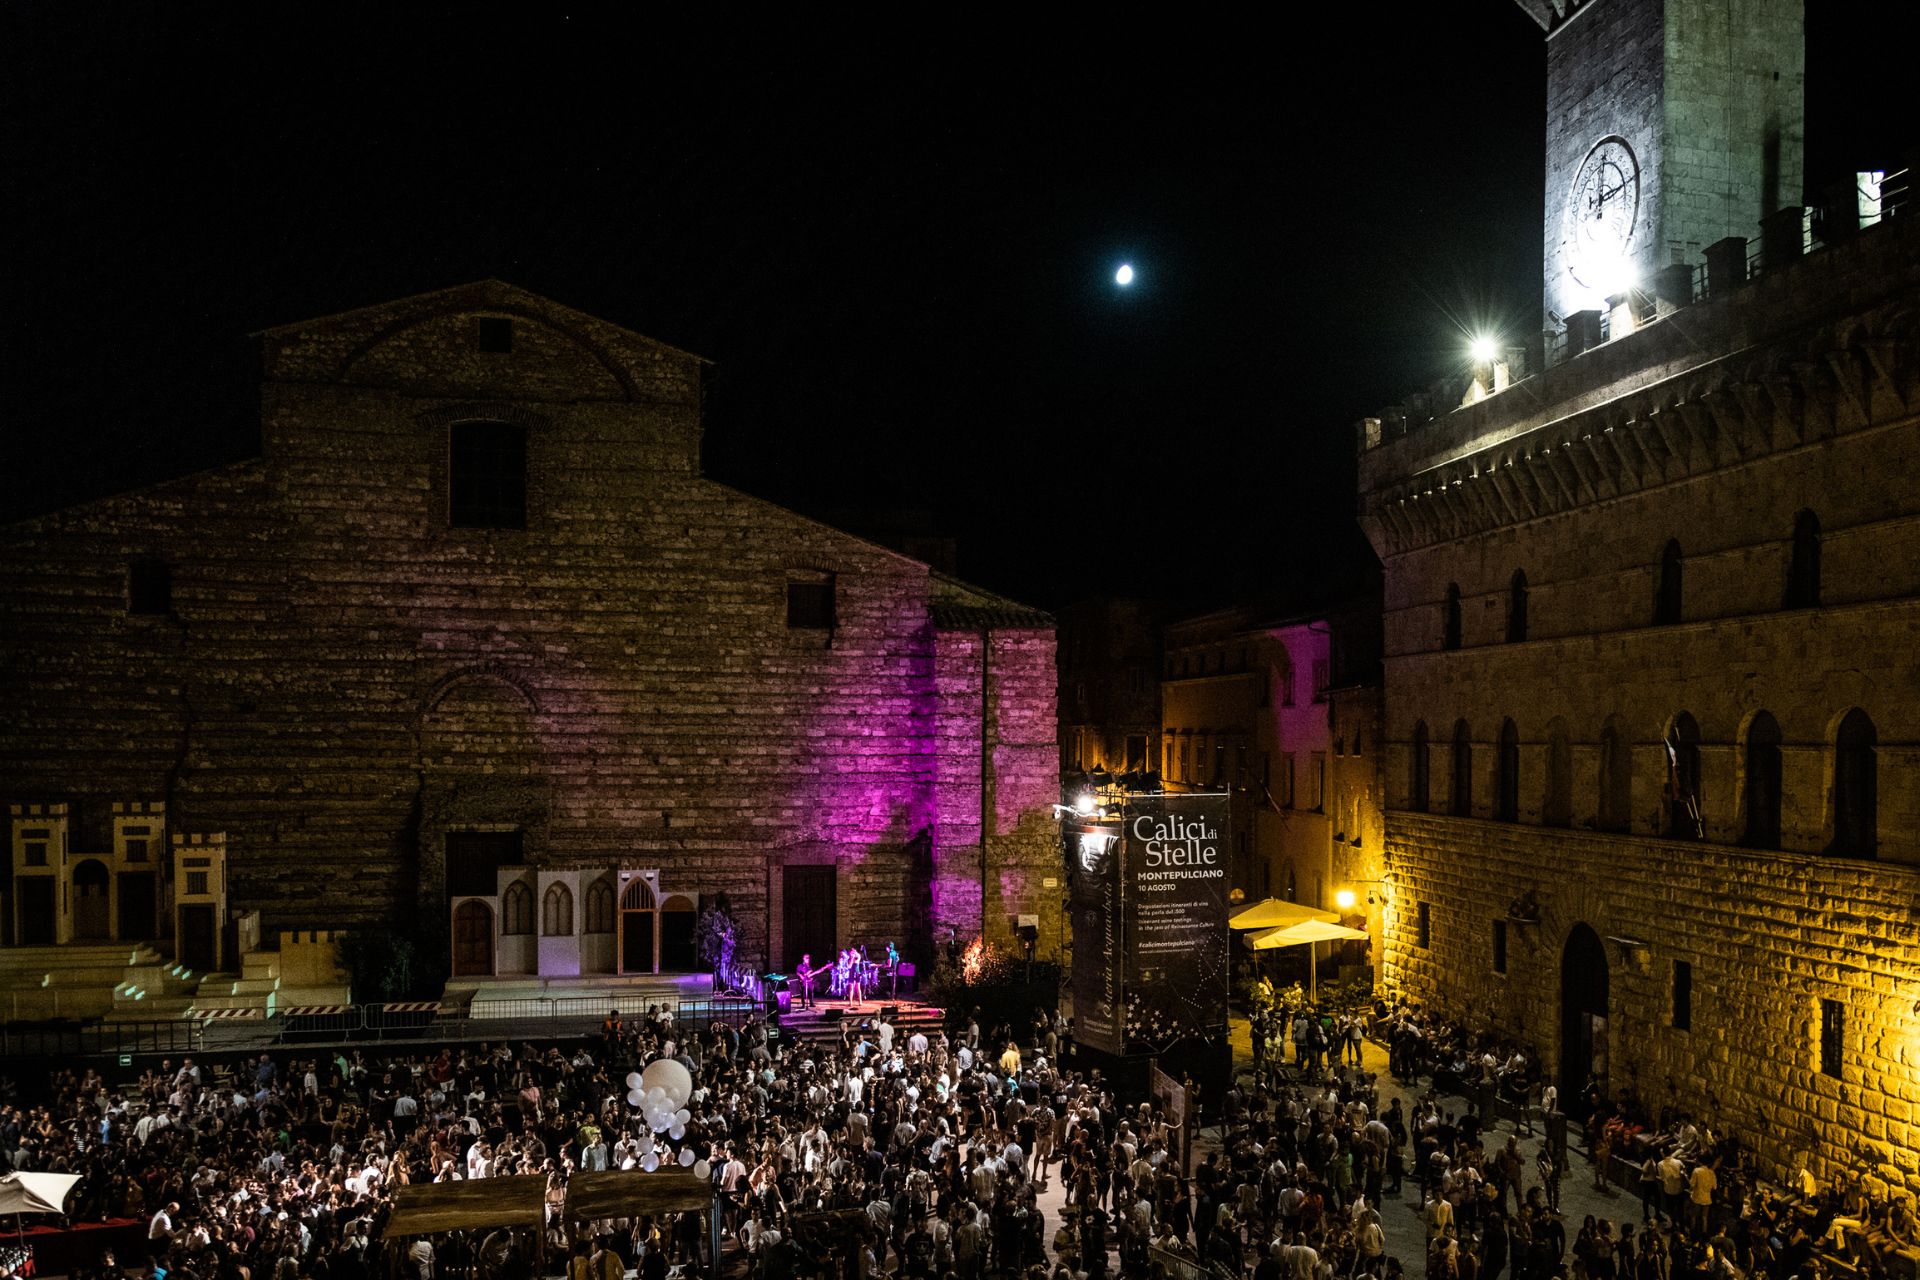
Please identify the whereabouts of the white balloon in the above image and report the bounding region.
[645,1086,667,1106]
[626,1089,646,1107]
[625,1072,643,1090]
[649,1112,672,1133]
[693,1159,710,1180]
[641,1152,659,1172]
[678,1147,697,1167]
[637,1133,654,1156]
[641,1058,694,1110]
[669,1123,685,1140]
[674,1108,690,1126]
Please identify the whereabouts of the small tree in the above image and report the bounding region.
[695,894,739,992]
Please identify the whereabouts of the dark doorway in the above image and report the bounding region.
[451,900,493,977]
[622,910,655,975]
[1560,922,1609,1108]
[118,872,156,941]
[72,860,111,940]
[783,865,837,973]
[659,896,698,972]
[180,903,218,972]
[18,879,54,945]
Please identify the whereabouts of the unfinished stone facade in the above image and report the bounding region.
[0,282,1058,980]
[1359,24,1920,1193]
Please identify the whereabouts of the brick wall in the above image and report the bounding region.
[0,282,1057,974]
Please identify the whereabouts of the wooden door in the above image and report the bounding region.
[452,900,493,977]
[72,860,111,940]
[18,880,54,946]
[180,903,218,972]
[782,865,836,974]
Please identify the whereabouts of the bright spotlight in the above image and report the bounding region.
[1335,889,1358,911]
[1470,335,1499,363]
[1072,792,1095,816]
[1115,264,1135,286]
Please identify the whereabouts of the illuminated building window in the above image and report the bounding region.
[1672,960,1692,1031]
[448,420,527,529]
[128,558,172,615]
[1819,998,1844,1078]
[474,316,514,353]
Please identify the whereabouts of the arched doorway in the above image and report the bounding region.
[620,879,657,974]
[452,900,494,977]
[72,859,111,940]
[660,895,698,972]
[1560,922,1609,1108]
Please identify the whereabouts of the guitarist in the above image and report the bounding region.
[795,952,817,1009]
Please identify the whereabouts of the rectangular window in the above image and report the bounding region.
[1310,752,1326,810]
[1492,919,1508,974]
[1312,658,1330,701]
[1212,745,1226,784]
[1820,998,1844,1078]
[24,840,48,868]
[124,838,149,863]
[1126,735,1147,771]
[448,420,528,529]
[128,559,172,615]
[185,870,209,896]
[1673,960,1693,1031]
[786,577,837,630]
[1416,901,1431,949]
[1279,753,1295,807]
[474,316,515,352]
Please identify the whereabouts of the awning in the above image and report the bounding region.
[565,1170,713,1221]
[1229,898,1338,931]
[1247,918,1370,950]
[384,1175,548,1238]
[0,1173,79,1216]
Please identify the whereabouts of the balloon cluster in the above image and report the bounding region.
[623,1058,708,1178]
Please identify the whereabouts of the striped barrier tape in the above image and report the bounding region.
[279,1005,354,1017]
[197,1007,267,1020]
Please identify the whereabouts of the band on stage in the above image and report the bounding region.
[792,941,900,1007]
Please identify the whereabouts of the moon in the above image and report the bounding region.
[1114,263,1135,286]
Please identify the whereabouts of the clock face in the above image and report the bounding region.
[1565,135,1640,291]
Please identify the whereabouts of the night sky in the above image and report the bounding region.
[4,5,1904,610]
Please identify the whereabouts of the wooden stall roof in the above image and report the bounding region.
[384,1175,549,1238]
[565,1170,713,1221]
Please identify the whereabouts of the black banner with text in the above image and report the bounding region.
[1067,821,1124,1055]
[1122,793,1230,1051]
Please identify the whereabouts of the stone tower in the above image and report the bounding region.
[1518,0,1804,329]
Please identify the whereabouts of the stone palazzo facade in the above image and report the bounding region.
[1360,0,1920,1196]
[0,282,1060,982]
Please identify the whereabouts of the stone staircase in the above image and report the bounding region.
[0,942,186,1021]
[778,1000,948,1047]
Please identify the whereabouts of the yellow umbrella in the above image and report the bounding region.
[1229,898,1338,931]
[1247,918,1370,1001]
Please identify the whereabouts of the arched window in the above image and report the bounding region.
[1451,719,1473,817]
[621,878,658,911]
[1544,717,1572,828]
[1443,584,1462,651]
[542,883,574,936]
[501,880,534,935]
[1830,709,1877,858]
[1496,719,1521,821]
[1506,571,1528,643]
[1785,510,1821,608]
[1654,539,1683,625]
[1664,712,1703,840]
[1598,715,1631,833]
[1410,720,1430,813]
[1741,712,1782,850]
[584,879,615,933]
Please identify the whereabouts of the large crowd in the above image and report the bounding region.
[0,993,1915,1280]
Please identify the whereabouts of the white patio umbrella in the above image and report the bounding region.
[1248,918,1370,1002]
[1229,898,1338,931]
[0,1171,79,1250]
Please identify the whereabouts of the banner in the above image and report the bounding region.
[1122,793,1230,1051]
[1067,820,1124,1055]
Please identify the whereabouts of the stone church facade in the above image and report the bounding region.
[1363,1,1920,1194]
[0,282,1060,983]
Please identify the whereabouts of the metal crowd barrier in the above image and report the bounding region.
[0,1018,204,1058]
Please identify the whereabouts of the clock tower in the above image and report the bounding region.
[1517,0,1804,333]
